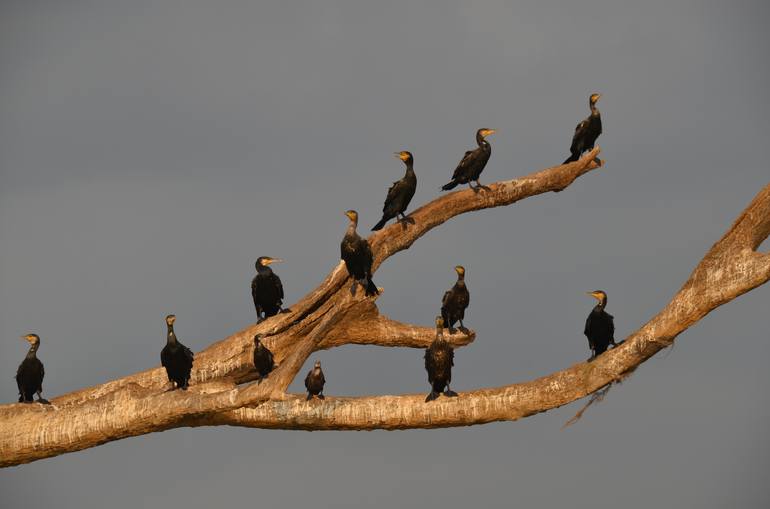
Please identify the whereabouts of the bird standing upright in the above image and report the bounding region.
[441,128,496,191]
[441,265,470,333]
[15,334,46,403]
[424,316,458,402]
[563,93,602,165]
[252,334,275,383]
[341,210,378,296]
[160,314,194,390]
[371,151,417,231]
[252,256,285,323]
[584,290,616,360]
[304,360,326,400]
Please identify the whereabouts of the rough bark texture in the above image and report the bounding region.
[2,149,768,468]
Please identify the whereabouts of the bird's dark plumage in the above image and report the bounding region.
[424,317,457,402]
[160,315,194,390]
[372,151,417,231]
[341,210,378,296]
[15,334,45,403]
[584,290,616,360]
[563,93,602,164]
[252,334,275,383]
[304,361,326,400]
[441,266,470,332]
[441,129,495,191]
[252,257,285,323]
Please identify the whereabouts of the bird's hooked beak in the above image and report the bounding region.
[480,128,496,138]
[586,291,603,301]
[394,151,410,162]
[21,334,35,344]
[264,258,283,266]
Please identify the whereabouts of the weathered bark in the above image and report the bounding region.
[2,149,767,468]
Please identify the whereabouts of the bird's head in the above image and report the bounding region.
[165,314,176,326]
[256,256,283,269]
[589,93,602,105]
[435,316,444,329]
[394,151,413,165]
[586,290,607,305]
[21,333,40,346]
[254,334,262,345]
[477,128,496,139]
[344,210,359,224]
[455,265,466,277]
[314,360,322,369]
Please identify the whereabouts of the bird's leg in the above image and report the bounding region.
[425,391,440,402]
[350,281,358,297]
[476,180,491,191]
[444,385,458,398]
[35,390,49,404]
[458,319,469,334]
[306,393,313,401]
[317,393,325,400]
[257,375,263,385]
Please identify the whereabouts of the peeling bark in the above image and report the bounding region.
[3,150,766,468]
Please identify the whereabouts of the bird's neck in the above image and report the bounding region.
[476,134,489,147]
[595,298,606,311]
[256,265,272,275]
[346,221,358,236]
[404,163,415,177]
[590,103,600,117]
[167,325,177,344]
[456,275,465,285]
[26,345,38,359]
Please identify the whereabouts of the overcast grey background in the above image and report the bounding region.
[1,0,768,507]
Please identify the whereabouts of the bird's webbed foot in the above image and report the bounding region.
[317,393,325,400]
[475,181,490,191]
[306,393,313,401]
[587,353,597,362]
[398,214,415,226]
[280,307,292,314]
[425,391,440,402]
[444,389,458,398]
[458,325,470,335]
[593,157,602,166]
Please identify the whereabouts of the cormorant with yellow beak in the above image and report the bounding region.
[441,128,496,191]
[584,290,616,360]
[15,333,46,403]
[563,93,602,164]
[160,314,194,390]
[252,256,285,323]
[371,151,417,231]
[341,210,378,296]
[441,265,470,333]
[253,334,275,383]
[304,360,326,400]
[424,316,458,402]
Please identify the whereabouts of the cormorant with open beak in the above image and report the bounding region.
[371,151,417,231]
[563,93,602,165]
[441,128,496,191]
[341,210,379,296]
[252,334,275,383]
[304,360,326,400]
[15,334,46,403]
[584,290,616,360]
[160,314,194,390]
[441,265,470,333]
[252,256,285,323]
[424,316,458,402]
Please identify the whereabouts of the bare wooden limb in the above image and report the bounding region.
[19,149,761,469]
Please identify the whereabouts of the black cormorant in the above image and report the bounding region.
[252,256,285,323]
[584,290,616,360]
[341,210,378,296]
[160,314,194,390]
[424,316,458,402]
[304,360,325,400]
[371,151,417,231]
[563,93,602,164]
[441,265,470,333]
[253,334,275,383]
[15,334,46,403]
[441,128,496,191]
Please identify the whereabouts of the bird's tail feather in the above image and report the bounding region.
[371,216,388,231]
[563,153,579,164]
[364,277,379,296]
[441,180,459,191]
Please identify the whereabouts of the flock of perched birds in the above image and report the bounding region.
[14,93,613,405]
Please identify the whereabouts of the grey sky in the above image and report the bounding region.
[1,0,768,507]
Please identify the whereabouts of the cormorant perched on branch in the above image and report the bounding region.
[441,265,470,333]
[252,334,275,383]
[584,290,616,360]
[441,128,496,191]
[424,316,458,402]
[563,93,602,164]
[252,256,285,323]
[371,151,417,231]
[341,210,378,296]
[304,360,325,400]
[160,314,194,390]
[15,334,46,403]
